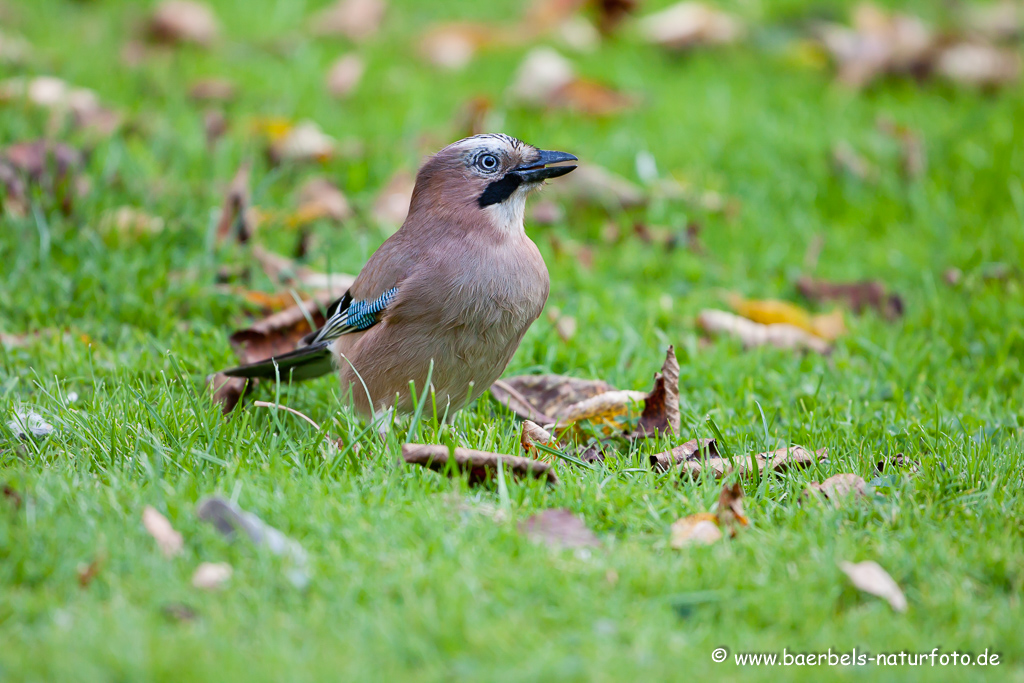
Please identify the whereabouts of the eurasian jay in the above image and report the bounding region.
[224,134,577,418]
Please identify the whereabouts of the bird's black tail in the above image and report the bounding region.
[222,341,335,381]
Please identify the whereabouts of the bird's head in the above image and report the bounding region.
[410,133,577,233]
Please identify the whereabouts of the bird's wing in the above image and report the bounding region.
[306,286,400,345]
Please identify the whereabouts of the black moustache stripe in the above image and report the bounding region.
[477,173,523,207]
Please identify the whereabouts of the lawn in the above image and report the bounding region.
[2,0,1023,680]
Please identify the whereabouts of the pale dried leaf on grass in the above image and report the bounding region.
[0,76,120,138]
[268,120,336,164]
[371,169,415,228]
[192,562,232,590]
[935,42,1021,87]
[677,445,828,479]
[403,444,559,485]
[839,560,907,612]
[509,47,632,116]
[293,177,353,225]
[142,506,183,558]
[491,375,614,424]
[639,2,743,50]
[0,31,30,64]
[728,295,847,342]
[420,23,501,71]
[698,309,832,354]
[310,0,387,41]
[520,509,599,548]
[805,473,867,506]
[99,207,165,237]
[521,420,558,458]
[326,54,365,97]
[147,0,220,47]
[8,408,53,439]
[962,1,1024,42]
[818,4,933,88]
[671,481,748,547]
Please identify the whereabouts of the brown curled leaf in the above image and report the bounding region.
[490,375,615,424]
[805,473,867,506]
[698,309,832,354]
[403,443,559,485]
[629,345,680,438]
[521,420,558,458]
[649,437,718,471]
[215,161,253,244]
[796,276,904,320]
[228,289,338,365]
[679,446,828,480]
[519,509,599,548]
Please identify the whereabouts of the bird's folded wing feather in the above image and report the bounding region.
[307,286,399,345]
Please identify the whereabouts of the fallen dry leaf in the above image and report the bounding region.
[0,75,121,138]
[817,4,934,88]
[419,23,500,70]
[796,276,904,320]
[99,206,165,238]
[592,0,638,35]
[188,77,236,102]
[698,309,832,354]
[670,480,748,547]
[806,473,867,506]
[678,445,828,480]
[519,509,599,548]
[142,505,184,558]
[325,53,364,97]
[215,161,254,244]
[403,443,559,485]
[207,372,249,413]
[649,437,718,471]
[146,0,219,47]
[638,1,743,50]
[309,0,387,41]
[629,346,681,438]
[192,562,232,590]
[197,496,310,588]
[268,120,336,165]
[839,560,907,612]
[670,514,722,547]
[521,419,559,457]
[0,30,30,65]
[509,47,630,115]
[1,140,87,216]
[491,375,614,424]
[292,176,353,225]
[935,42,1021,87]
[251,245,356,291]
[730,295,847,342]
[715,480,748,531]
[510,47,575,105]
[962,0,1024,42]
[371,168,415,228]
[228,288,340,365]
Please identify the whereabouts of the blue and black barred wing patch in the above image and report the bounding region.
[310,286,398,344]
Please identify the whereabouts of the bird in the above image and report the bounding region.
[223,133,577,419]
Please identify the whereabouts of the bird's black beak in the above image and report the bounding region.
[512,150,578,183]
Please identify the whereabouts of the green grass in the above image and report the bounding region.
[2,0,1024,680]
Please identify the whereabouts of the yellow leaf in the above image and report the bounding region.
[729,295,846,341]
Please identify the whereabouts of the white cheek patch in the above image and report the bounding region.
[483,186,529,234]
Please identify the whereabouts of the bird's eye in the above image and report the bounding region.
[478,154,499,171]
